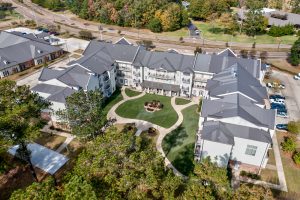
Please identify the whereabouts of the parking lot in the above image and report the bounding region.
[269,70,300,124]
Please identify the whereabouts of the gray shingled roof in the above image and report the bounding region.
[201,93,275,129]
[218,48,237,57]
[114,37,132,45]
[194,54,261,78]
[206,65,267,104]
[39,65,91,89]
[141,80,181,92]
[133,49,195,73]
[0,31,61,70]
[201,121,272,145]
[238,9,300,27]
[32,83,76,103]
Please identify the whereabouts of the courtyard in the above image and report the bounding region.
[115,93,178,128]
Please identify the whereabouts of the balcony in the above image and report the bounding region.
[193,85,205,89]
[118,67,131,72]
[149,73,175,80]
[182,78,190,84]
[194,77,207,82]
[103,75,109,82]
[104,84,110,90]
[182,86,189,91]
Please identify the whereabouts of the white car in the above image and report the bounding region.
[270,99,285,104]
[294,75,300,80]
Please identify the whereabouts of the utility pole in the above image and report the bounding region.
[98,25,103,40]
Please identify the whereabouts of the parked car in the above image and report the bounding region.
[266,82,273,88]
[294,75,300,80]
[276,124,288,131]
[278,84,285,89]
[277,112,288,118]
[43,29,49,33]
[269,94,285,100]
[270,99,285,104]
[37,27,43,31]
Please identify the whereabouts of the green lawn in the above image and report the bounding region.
[193,21,298,45]
[162,20,297,45]
[103,89,123,117]
[0,10,23,22]
[276,132,300,197]
[162,105,198,175]
[115,94,178,128]
[125,88,142,97]
[175,97,191,105]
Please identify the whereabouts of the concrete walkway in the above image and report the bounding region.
[41,124,75,153]
[107,87,196,177]
[272,132,288,192]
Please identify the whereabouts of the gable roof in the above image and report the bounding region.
[206,64,268,104]
[202,121,272,145]
[201,93,275,129]
[32,83,76,103]
[0,31,61,70]
[194,53,261,78]
[133,49,195,73]
[39,65,91,89]
[218,48,237,57]
[114,37,132,45]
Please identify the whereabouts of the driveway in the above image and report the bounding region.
[270,70,300,124]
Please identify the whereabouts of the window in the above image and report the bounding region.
[245,145,257,156]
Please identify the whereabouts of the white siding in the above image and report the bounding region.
[50,101,66,122]
[200,139,232,167]
[231,137,269,167]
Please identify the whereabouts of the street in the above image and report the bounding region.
[270,70,300,124]
[3,0,290,58]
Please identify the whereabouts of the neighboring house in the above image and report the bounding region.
[238,8,300,27]
[0,31,63,78]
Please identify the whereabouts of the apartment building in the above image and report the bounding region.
[195,54,275,173]
[0,31,63,78]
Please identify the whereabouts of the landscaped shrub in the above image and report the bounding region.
[281,136,296,153]
[287,121,300,134]
[293,151,300,165]
[240,170,261,180]
[268,24,295,37]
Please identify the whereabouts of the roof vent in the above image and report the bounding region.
[37,50,43,54]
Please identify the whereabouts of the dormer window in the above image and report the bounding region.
[37,50,43,54]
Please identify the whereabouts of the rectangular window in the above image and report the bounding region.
[245,145,257,156]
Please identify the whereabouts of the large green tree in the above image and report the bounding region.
[0,80,50,181]
[72,126,184,199]
[243,9,267,37]
[290,37,300,66]
[56,89,105,140]
[189,0,230,20]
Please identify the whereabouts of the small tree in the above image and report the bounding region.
[249,49,257,59]
[179,36,184,43]
[194,46,202,55]
[281,137,296,153]
[293,151,300,165]
[260,51,268,63]
[147,18,162,33]
[79,30,93,40]
[290,37,300,66]
[136,40,154,50]
[240,50,248,58]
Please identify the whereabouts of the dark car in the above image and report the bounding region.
[43,29,49,33]
[276,124,288,130]
[37,27,43,31]
[270,94,285,100]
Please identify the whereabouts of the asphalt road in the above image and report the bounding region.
[5,0,291,58]
[269,70,300,125]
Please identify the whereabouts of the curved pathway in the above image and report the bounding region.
[107,87,197,177]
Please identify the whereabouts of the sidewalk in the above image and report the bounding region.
[107,88,196,177]
[41,124,75,153]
